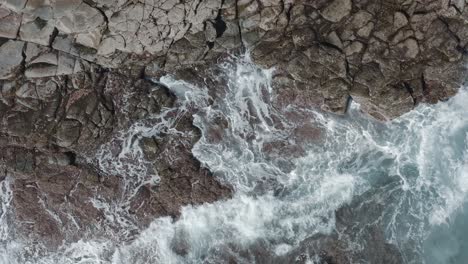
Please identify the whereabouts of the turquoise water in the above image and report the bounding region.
[424,202,468,264]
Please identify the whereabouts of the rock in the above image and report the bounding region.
[22,43,85,77]
[451,0,465,12]
[75,28,103,50]
[2,147,117,247]
[135,131,232,224]
[351,11,373,30]
[1,0,28,11]
[97,35,125,56]
[352,84,415,121]
[55,2,105,35]
[350,62,415,120]
[422,62,464,103]
[344,41,364,56]
[423,19,461,62]
[291,27,316,48]
[321,85,350,114]
[1,0,468,259]
[0,6,21,38]
[0,0,462,120]
[205,21,218,43]
[19,15,56,46]
[0,40,25,79]
[56,120,81,147]
[357,21,375,38]
[393,11,408,30]
[57,52,78,75]
[326,31,344,49]
[321,0,352,22]
[396,38,420,59]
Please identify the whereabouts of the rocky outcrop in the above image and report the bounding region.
[0,65,231,247]
[1,0,466,120]
[0,0,467,256]
[249,0,468,120]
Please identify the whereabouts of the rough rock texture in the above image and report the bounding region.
[0,0,465,121]
[249,0,468,120]
[0,66,231,247]
[0,0,467,258]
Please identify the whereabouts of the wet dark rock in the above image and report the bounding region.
[0,66,231,248]
[133,128,232,225]
[1,147,116,247]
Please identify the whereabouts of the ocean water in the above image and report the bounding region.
[0,59,467,263]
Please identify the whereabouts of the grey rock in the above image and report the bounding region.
[19,15,56,46]
[326,31,344,49]
[396,38,419,59]
[0,40,24,79]
[0,0,461,122]
[1,0,27,11]
[321,0,352,22]
[0,67,232,249]
[344,41,364,56]
[393,11,408,30]
[0,6,21,38]
[451,0,465,12]
[56,120,81,147]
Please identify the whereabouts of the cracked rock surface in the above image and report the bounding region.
[0,0,466,120]
[0,68,232,248]
[0,0,467,260]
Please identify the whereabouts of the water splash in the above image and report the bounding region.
[0,58,467,263]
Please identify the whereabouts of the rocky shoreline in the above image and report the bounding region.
[1,0,467,262]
